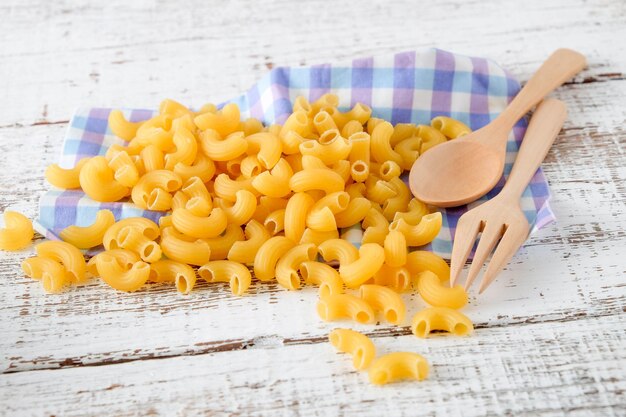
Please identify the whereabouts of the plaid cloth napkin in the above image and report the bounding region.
[35,48,555,259]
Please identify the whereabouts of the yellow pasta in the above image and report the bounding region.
[407,250,450,283]
[264,209,285,235]
[0,211,34,251]
[383,230,408,267]
[365,178,396,204]
[299,228,339,246]
[173,152,216,183]
[390,123,418,147]
[59,209,115,249]
[22,256,67,293]
[393,198,429,225]
[159,99,192,118]
[194,102,241,137]
[108,110,144,141]
[149,259,197,294]
[284,192,315,242]
[253,236,296,282]
[373,264,412,292]
[368,352,429,385]
[389,212,442,247]
[214,190,256,226]
[318,238,359,266]
[103,217,160,250]
[35,240,86,284]
[116,226,162,263]
[341,120,364,138]
[361,208,389,245]
[198,260,251,296]
[329,103,372,129]
[240,117,264,137]
[279,111,312,153]
[160,227,211,266]
[379,161,402,181]
[370,121,403,165]
[431,116,471,139]
[339,243,385,288]
[300,129,352,165]
[131,169,182,210]
[108,150,140,187]
[165,127,198,169]
[289,169,345,194]
[252,196,290,223]
[172,207,227,239]
[359,284,406,325]
[299,261,343,298]
[394,136,421,170]
[202,223,245,260]
[300,155,327,170]
[312,110,338,134]
[306,191,349,232]
[328,328,375,370]
[416,271,468,310]
[45,158,90,189]
[79,156,129,202]
[213,174,258,202]
[334,197,371,229]
[316,293,375,324]
[411,307,473,338]
[275,242,317,290]
[382,177,411,221]
[199,129,248,161]
[311,93,340,114]
[416,125,447,153]
[240,155,263,178]
[293,96,313,116]
[251,158,293,198]
[87,249,140,277]
[228,220,271,264]
[332,160,351,183]
[96,253,151,292]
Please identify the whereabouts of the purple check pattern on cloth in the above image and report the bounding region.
[35,48,555,258]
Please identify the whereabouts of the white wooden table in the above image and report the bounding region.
[1,1,625,416]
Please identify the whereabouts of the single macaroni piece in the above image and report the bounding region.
[300,228,339,246]
[316,293,375,324]
[293,96,313,116]
[140,145,165,172]
[328,328,375,370]
[393,198,429,225]
[394,136,421,170]
[59,209,115,249]
[174,153,216,183]
[379,160,402,181]
[406,250,450,283]
[431,116,471,139]
[116,226,162,263]
[382,177,411,221]
[411,307,474,338]
[341,120,364,138]
[373,264,412,293]
[417,125,447,153]
[370,121,403,165]
[361,207,389,245]
[312,110,338,134]
[339,243,385,288]
[383,230,408,267]
[289,169,345,194]
[131,169,182,210]
[368,352,429,385]
[160,227,211,266]
[134,114,173,150]
[159,99,192,118]
[0,211,34,251]
[300,129,352,165]
[79,156,130,202]
[366,178,396,205]
[306,191,350,232]
[194,102,241,136]
[226,156,245,177]
[35,240,87,283]
[284,192,315,242]
[149,259,196,294]
[45,158,90,189]
[87,249,140,277]
[390,123,418,147]
[108,150,140,187]
[275,243,317,290]
[299,261,343,298]
[181,176,212,204]
[264,209,285,235]
[213,174,257,202]
[108,110,144,141]
[214,190,256,226]
[198,260,251,296]
[253,236,296,282]
[165,127,198,169]
[335,197,371,228]
[172,207,228,239]
[96,253,151,292]
[240,155,263,178]
[310,93,339,114]
[228,220,271,264]
[103,217,160,250]
[251,158,293,198]
[199,129,248,161]
[21,256,67,293]
[329,103,372,129]
[279,111,312,153]
[416,271,468,310]
[389,212,442,247]
[245,132,282,169]
[359,284,406,325]
[318,239,359,266]
[203,223,245,260]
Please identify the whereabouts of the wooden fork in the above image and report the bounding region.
[450,98,567,293]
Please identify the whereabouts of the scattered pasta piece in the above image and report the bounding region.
[329,328,375,370]
[368,352,429,385]
[411,307,474,338]
[0,211,34,251]
[416,271,468,309]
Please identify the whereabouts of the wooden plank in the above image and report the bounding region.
[1,80,624,373]
[1,314,624,417]
[0,0,624,127]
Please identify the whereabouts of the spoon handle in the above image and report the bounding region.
[496,49,585,133]
[500,98,567,200]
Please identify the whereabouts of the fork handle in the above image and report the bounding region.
[501,98,567,199]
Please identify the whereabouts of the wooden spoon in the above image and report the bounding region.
[409,49,585,207]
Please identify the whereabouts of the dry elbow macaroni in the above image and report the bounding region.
[5,96,478,385]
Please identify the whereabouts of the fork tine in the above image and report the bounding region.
[478,224,529,294]
[449,216,482,286]
[465,222,505,290]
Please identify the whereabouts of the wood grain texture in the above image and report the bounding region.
[0,0,625,415]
